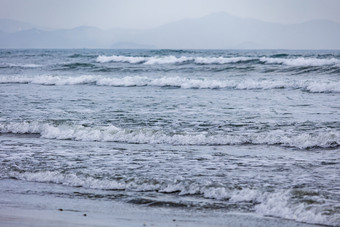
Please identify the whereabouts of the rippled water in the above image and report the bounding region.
[0,49,340,226]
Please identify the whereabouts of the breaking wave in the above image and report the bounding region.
[260,57,340,66]
[255,190,339,226]
[96,54,340,67]
[0,63,42,68]
[96,55,146,64]
[1,75,339,93]
[1,121,339,149]
[6,170,339,226]
[96,55,255,65]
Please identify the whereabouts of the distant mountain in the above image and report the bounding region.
[110,42,156,49]
[0,19,149,48]
[1,13,340,49]
[0,27,107,48]
[136,12,340,49]
[0,18,37,33]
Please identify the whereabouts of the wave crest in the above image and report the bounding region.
[0,63,42,68]
[260,57,340,66]
[1,121,339,149]
[6,170,339,226]
[1,75,340,93]
[96,55,255,65]
[96,55,146,64]
[96,54,340,67]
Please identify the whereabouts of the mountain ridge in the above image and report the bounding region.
[0,13,339,49]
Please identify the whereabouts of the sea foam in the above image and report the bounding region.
[260,57,340,66]
[96,55,145,64]
[96,55,193,64]
[1,75,339,93]
[6,170,339,226]
[96,55,254,65]
[194,56,253,64]
[96,54,340,67]
[0,63,42,68]
[255,190,339,226]
[1,121,339,149]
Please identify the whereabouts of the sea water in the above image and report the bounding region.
[0,49,339,226]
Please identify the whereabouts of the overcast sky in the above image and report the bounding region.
[1,0,340,29]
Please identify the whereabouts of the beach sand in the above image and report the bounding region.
[0,206,322,227]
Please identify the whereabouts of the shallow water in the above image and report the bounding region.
[0,49,339,226]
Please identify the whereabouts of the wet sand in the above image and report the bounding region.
[0,206,323,227]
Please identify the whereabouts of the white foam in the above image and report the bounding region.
[260,57,340,66]
[305,81,340,93]
[96,55,192,64]
[149,77,229,89]
[0,121,44,134]
[0,75,231,89]
[1,121,339,149]
[0,75,98,86]
[255,190,339,226]
[96,55,340,67]
[194,56,253,64]
[229,188,259,202]
[8,171,126,190]
[96,55,254,65]
[96,55,146,64]
[202,187,340,226]
[8,170,338,226]
[5,169,242,200]
[1,75,339,93]
[144,56,192,64]
[96,76,149,87]
[0,63,42,68]
[202,187,229,200]
[8,170,164,192]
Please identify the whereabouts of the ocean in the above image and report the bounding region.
[0,49,339,226]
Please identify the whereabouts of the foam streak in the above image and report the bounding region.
[0,121,339,149]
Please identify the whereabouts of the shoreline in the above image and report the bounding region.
[0,206,322,227]
[0,180,322,227]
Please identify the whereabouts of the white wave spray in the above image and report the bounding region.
[1,75,340,93]
[96,55,254,65]
[260,57,340,66]
[6,170,339,226]
[0,121,339,149]
[96,54,340,67]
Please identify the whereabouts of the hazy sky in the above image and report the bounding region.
[1,0,340,29]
